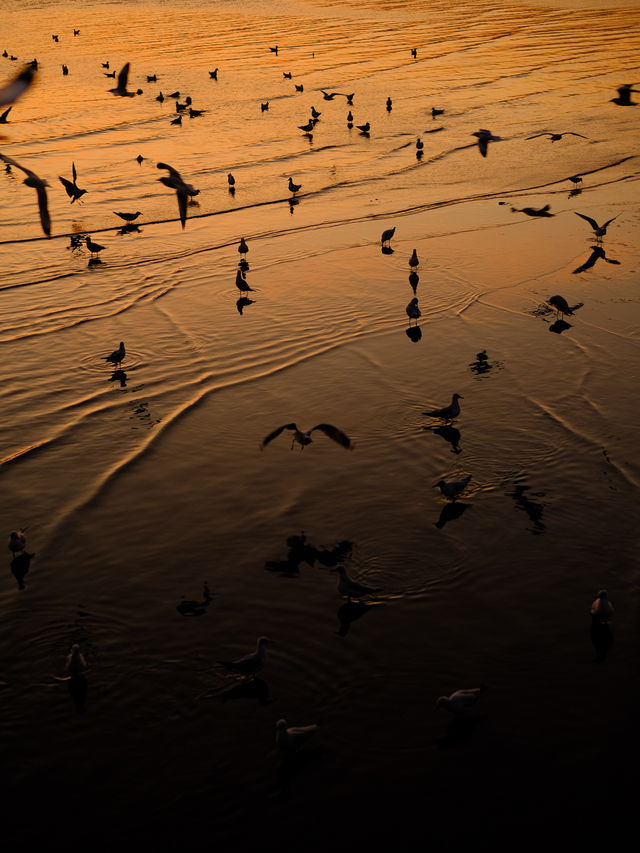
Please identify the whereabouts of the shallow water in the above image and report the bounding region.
[1,0,640,848]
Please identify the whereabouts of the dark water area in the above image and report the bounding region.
[1,0,639,848]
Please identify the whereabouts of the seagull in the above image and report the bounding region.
[356,121,370,133]
[228,173,235,189]
[298,120,314,132]
[288,176,301,195]
[66,644,87,675]
[238,237,248,254]
[217,636,273,677]
[431,107,444,117]
[58,161,87,203]
[269,46,278,55]
[610,83,638,106]
[113,211,142,222]
[321,90,337,100]
[590,589,614,623]
[311,106,321,119]
[103,341,125,366]
[386,97,392,110]
[511,204,553,218]
[101,61,110,69]
[170,114,182,125]
[476,349,488,362]
[157,161,200,228]
[416,137,424,150]
[8,529,26,555]
[434,473,471,500]
[568,175,583,187]
[109,62,135,97]
[411,48,417,58]
[575,212,617,241]
[334,565,377,599]
[526,132,587,142]
[104,71,116,78]
[437,685,486,712]
[472,129,501,157]
[0,154,51,236]
[547,295,577,317]
[261,422,352,450]
[347,110,353,123]
[409,249,419,268]
[235,270,255,293]
[406,297,421,325]
[61,64,69,75]
[74,29,80,36]
[52,34,59,42]
[295,84,304,93]
[136,154,145,165]
[381,226,395,246]
[423,393,463,422]
[146,74,157,82]
[283,72,292,79]
[0,106,11,122]
[276,719,319,752]
[85,235,105,257]
[209,68,218,79]
[188,107,204,118]
[261,102,269,112]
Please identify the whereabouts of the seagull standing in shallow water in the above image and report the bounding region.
[276,719,319,752]
[0,153,51,236]
[381,226,395,246]
[288,176,302,195]
[472,129,501,157]
[262,422,352,450]
[423,393,463,422]
[66,644,88,675]
[437,685,486,712]
[217,637,273,677]
[103,341,125,366]
[406,297,421,325]
[8,529,27,555]
[434,474,471,500]
[334,565,378,599]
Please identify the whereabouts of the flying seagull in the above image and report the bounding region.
[0,65,35,106]
[0,153,50,236]
[472,128,501,157]
[261,423,352,450]
[575,212,617,241]
[58,161,87,203]
[109,62,136,97]
[526,131,588,142]
[157,161,200,228]
[610,83,638,106]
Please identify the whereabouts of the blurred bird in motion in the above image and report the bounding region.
[472,128,501,156]
[0,153,51,235]
[0,64,35,106]
[157,161,200,228]
[103,341,125,366]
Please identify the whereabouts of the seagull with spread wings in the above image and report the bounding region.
[526,131,588,142]
[109,62,135,97]
[261,422,352,450]
[575,212,617,241]
[0,153,50,235]
[157,161,200,228]
[58,161,87,203]
[0,65,35,107]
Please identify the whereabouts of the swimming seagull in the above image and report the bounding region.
[472,129,501,157]
[526,132,588,142]
[157,161,200,228]
[58,161,87,203]
[333,565,377,599]
[590,589,613,623]
[409,248,419,268]
[269,46,278,55]
[575,212,617,242]
[406,297,421,325]
[261,423,352,450]
[0,153,51,236]
[8,529,27,555]
[217,636,273,677]
[423,393,463,422]
[103,341,125,365]
[436,685,486,712]
[288,176,301,195]
[85,235,105,257]
[261,102,269,112]
[381,226,395,246]
[295,84,304,93]
[113,211,142,222]
[109,62,135,97]
[610,83,638,106]
[66,644,88,675]
[276,719,319,752]
[434,473,471,500]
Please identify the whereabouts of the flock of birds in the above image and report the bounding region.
[1,28,629,756]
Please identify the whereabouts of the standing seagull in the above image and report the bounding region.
[235,270,255,294]
[85,235,105,257]
[276,719,319,752]
[109,62,135,97]
[406,297,421,325]
[261,422,352,450]
[238,237,248,255]
[217,636,273,678]
[58,161,87,203]
[0,65,35,107]
[227,173,235,190]
[590,589,614,623]
[334,565,378,599]
[113,211,142,222]
[434,474,471,500]
[0,153,50,236]
[409,248,419,268]
[423,393,463,422]
[575,212,617,242]
[437,685,486,712]
[8,529,27,555]
[288,176,302,195]
[103,341,125,366]
[472,129,501,157]
[157,162,200,228]
[66,644,88,675]
[381,226,395,246]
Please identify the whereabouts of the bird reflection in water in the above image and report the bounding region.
[409,270,419,295]
[436,713,487,748]
[427,423,462,455]
[336,600,377,637]
[590,621,613,664]
[10,551,35,589]
[381,245,394,255]
[108,368,127,387]
[549,318,572,334]
[221,677,271,706]
[573,245,620,274]
[176,581,213,616]
[469,349,492,376]
[236,296,255,315]
[289,197,299,214]
[435,501,471,529]
[405,325,422,342]
[265,532,352,576]
[117,223,141,235]
[508,480,545,534]
[68,673,88,714]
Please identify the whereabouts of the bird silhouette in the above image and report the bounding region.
[409,248,419,268]
[0,153,50,236]
[610,83,638,106]
[109,62,135,97]
[437,685,486,712]
[334,565,378,599]
[209,68,218,79]
[381,226,395,246]
[526,131,587,142]
[218,637,273,678]
[235,270,254,294]
[406,297,421,325]
[58,161,87,203]
[262,422,352,450]
[356,121,370,133]
[8,529,27,555]
[423,393,463,422]
[113,210,142,222]
[590,589,614,623]
[434,474,471,500]
[288,176,301,194]
[85,235,105,257]
[157,162,200,228]
[276,719,319,752]
[103,341,125,366]
[0,106,11,123]
[575,212,617,241]
[472,128,501,156]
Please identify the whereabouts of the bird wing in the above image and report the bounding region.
[567,132,587,138]
[525,133,550,139]
[602,216,618,229]
[311,424,352,449]
[35,184,51,236]
[58,175,76,199]
[0,106,11,121]
[116,62,130,91]
[0,153,29,177]
[261,423,298,448]
[176,188,187,228]
[575,212,599,230]
[478,137,488,156]
[0,65,35,107]
[72,161,77,183]
[157,161,181,180]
